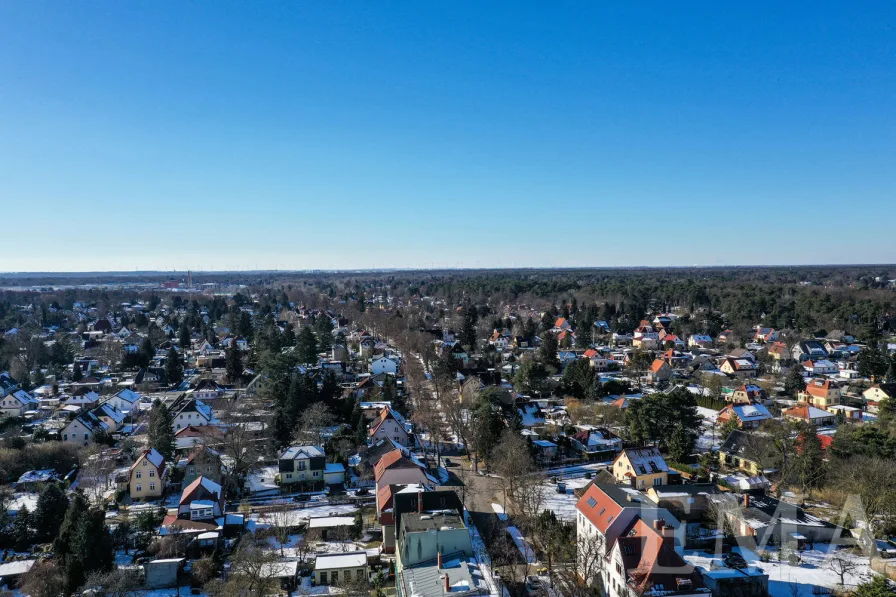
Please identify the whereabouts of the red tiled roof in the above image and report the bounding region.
[575,484,623,534]
[648,359,666,373]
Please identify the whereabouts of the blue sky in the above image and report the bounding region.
[1,2,894,271]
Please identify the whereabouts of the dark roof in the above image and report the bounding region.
[741,495,837,529]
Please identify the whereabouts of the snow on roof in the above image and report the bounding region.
[620,447,669,474]
[16,469,58,484]
[0,559,36,576]
[324,462,345,473]
[115,388,141,403]
[732,403,772,421]
[143,448,165,469]
[280,445,325,460]
[308,516,355,529]
[314,551,368,570]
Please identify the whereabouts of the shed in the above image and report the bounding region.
[144,558,185,588]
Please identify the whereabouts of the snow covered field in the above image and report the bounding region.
[245,465,279,493]
[684,545,872,597]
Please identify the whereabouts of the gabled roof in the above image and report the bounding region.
[575,483,625,534]
[132,448,165,474]
[784,404,833,421]
[280,445,325,460]
[615,518,703,595]
[648,359,667,373]
[113,388,141,404]
[805,378,836,397]
[92,402,126,424]
[369,406,407,437]
[180,475,222,505]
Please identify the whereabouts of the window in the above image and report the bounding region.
[313,471,319,477]
[587,497,597,508]
[331,571,338,583]
[84,433,89,439]
[357,570,365,580]
[136,471,142,479]
[599,508,606,516]
[63,434,67,441]
[136,484,142,492]
[150,470,155,478]
[189,466,195,474]
[319,572,327,584]
[653,477,662,486]
[297,461,307,471]
[286,473,292,479]
[149,483,156,491]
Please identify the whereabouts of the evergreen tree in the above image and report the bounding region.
[56,495,113,595]
[853,574,896,597]
[148,400,176,461]
[460,305,478,350]
[72,361,83,382]
[282,323,296,347]
[794,425,826,491]
[784,366,805,397]
[178,323,191,348]
[164,346,183,386]
[666,424,693,463]
[137,337,154,369]
[538,331,560,372]
[225,344,243,383]
[13,505,33,551]
[34,483,69,542]
[297,326,319,364]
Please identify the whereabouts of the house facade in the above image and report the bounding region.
[130,448,167,501]
[612,447,669,489]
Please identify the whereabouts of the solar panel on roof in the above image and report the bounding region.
[587,497,597,507]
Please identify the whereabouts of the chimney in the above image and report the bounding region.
[437,551,442,569]
[653,519,665,531]
[418,490,423,513]
[743,493,750,508]
[443,573,450,593]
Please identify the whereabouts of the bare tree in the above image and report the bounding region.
[827,552,861,587]
[83,568,143,597]
[204,399,264,498]
[20,560,66,597]
[267,503,294,557]
[576,531,606,591]
[293,402,334,446]
[205,541,280,597]
[492,430,535,514]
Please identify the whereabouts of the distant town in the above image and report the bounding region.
[0,266,895,597]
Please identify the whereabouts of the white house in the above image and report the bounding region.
[370,356,399,376]
[802,360,839,376]
[368,407,410,446]
[0,389,39,417]
[61,411,109,446]
[104,389,142,415]
[172,398,213,430]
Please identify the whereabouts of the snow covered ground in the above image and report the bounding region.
[684,545,872,597]
[696,406,721,452]
[491,503,509,521]
[539,477,590,522]
[246,465,279,493]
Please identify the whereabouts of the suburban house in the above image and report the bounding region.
[647,359,673,382]
[130,448,167,501]
[718,430,774,475]
[729,384,768,405]
[192,379,225,400]
[716,493,840,546]
[0,389,39,417]
[368,406,410,446]
[783,404,837,426]
[791,340,829,362]
[91,402,126,432]
[278,445,327,488]
[61,411,109,446]
[798,379,841,409]
[802,360,839,376]
[182,445,223,486]
[717,403,773,430]
[103,388,142,415]
[688,334,714,349]
[177,476,224,520]
[569,427,623,461]
[720,358,758,379]
[370,356,399,375]
[645,484,722,524]
[753,328,779,343]
[172,398,213,430]
[612,447,669,489]
[575,483,684,591]
[313,552,369,587]
[374,449,436,491]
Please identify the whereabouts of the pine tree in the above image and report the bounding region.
[178,323,191,348]
[460,305,478,350]
[784,366,805,397]
[225,344,243,383]
[853,574,896,597]
[72,361,83,382]
[297,326,319,364]
[34,483,69,542]
[148,400,176,461]
[164,346,183,387]
[13,505,33,551]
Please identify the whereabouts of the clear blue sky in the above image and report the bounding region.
[1,2,894,271]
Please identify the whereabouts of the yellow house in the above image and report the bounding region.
[798,379,840,409]
[612,447,669,489]
[718,430,771,475]
[130,448,167,501]
[862,384,895,410]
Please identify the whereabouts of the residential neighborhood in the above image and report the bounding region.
[0,267,895,597]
